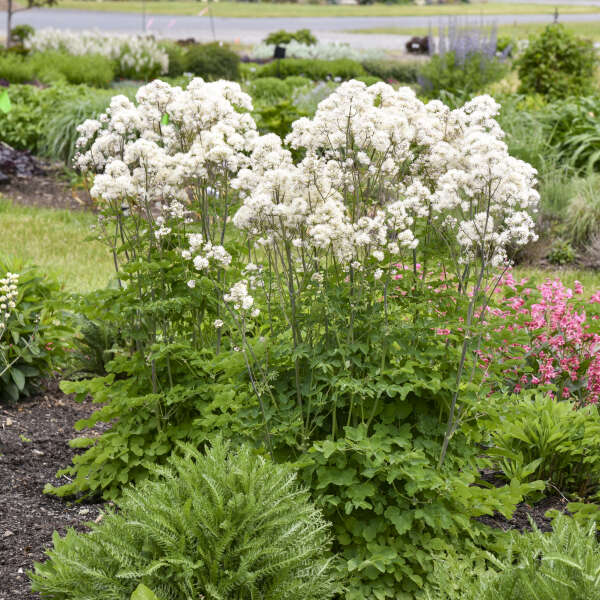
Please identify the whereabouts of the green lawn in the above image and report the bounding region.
[55,1,600,18]
[347,21,600,41]
[0,199,114,293]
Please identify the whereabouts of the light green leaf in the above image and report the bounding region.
[0,90,11,114]
[131,583,161,600]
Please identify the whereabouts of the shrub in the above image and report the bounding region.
[0,53,34,83]
[487,394,600,497]
[0,263,66,404]
[426,514,600,600]
[419,50,508,99]
[0,52,115,87]
[185,42,240,81]
[547,239,576,265]
[543,95,600,173]
[256,57,365,80]
[264,28,317,46]
[249,76,290,103]
[160,41,186,78]
[362,58,420,83]
[31,440,341,600]
[516,24,598,99]
[10,24,34,45]
[565,175,600,246]
[26,28,168,81]
[49,79,541,598]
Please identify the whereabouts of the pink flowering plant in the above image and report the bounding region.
[484,274,600,405]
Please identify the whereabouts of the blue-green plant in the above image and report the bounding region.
[31,439,341,600]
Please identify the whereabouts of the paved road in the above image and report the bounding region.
[4,8,600,49]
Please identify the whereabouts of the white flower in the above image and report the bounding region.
[187,280,196,288]
[213,319,224,329]
[374,268,384,280]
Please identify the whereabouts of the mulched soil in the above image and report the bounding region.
[0,166,92,212]
[0,381,105,600]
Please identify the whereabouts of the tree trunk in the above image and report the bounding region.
[6,0,12,49]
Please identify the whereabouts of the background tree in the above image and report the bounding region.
[5,0,55,49]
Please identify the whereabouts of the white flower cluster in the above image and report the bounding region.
[75,78,258,215]
[233,81,538,271]
[0,272,19,328]
[250,40,381,62]
[224,280,259,318]
[185,233,232,271]
[25,28,169,78]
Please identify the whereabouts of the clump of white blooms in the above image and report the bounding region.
[25,28,169,78]
[75,78,258,248]
[0,272,19,330]
[232,82,538,278]
[250,40,382,62]
[224,280,258,318]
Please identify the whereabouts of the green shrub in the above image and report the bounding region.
[362,58,420,83]
[0,52,115,87]
[10,24,34,44]
[426,514,600,600]
[565,175,600,246]
[33,52,115,87]
[547,239,576,265]
[257,58,366,81]
[249,76,290,103]
[31,439,341,600]
[0,262,67,404]
[185,42,240,81]
[420,51,507,99]
[516,24,598,99]
[264,28,317,46]
[487,395,600,497]
[253,99,307,138]
[0,53,34,83]
[543,95,600,173]
[160,41,186,78]
[283,75,312,91]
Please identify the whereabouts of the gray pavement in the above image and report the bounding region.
[3,7,600,49]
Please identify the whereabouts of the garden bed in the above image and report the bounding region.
[0,381,105,600]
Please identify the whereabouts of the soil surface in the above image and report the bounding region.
[0,381,105,600]
[0,166,92,212]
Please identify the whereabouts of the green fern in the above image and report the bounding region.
[426,514,600,600]
[30,439,341,600]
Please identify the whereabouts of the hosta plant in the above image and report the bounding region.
[0,263,66,403]
[31,439,341,600]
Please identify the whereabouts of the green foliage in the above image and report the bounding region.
[130,584,161,600]
[487,395,600,497]
[160,41,186,78]
[0,262,68,404]
[362,58,419,83]
[248,76,290,104]
[0,52,115,87]
[32,439,341,600]
[420,51,507,99]
[516,24,598,99]
[256,58,366,81]
[264,28,317,46]
[42,86,136,164]
[10,25,34,44]
[544,95,600,173]
[426,514,600,600]
[185,43,240,81]
[565,175,600,246]
[253,99,307,138]
[0,84,135,162]
[547,239,576,265]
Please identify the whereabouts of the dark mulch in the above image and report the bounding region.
[0,165,92,212]
[477,495,570,534]
[0,381,105,600]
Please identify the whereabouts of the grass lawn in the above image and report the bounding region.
[347,21,600,41]
[0,199,114,293]
[513,267,600,295]
[55,1,600,18]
